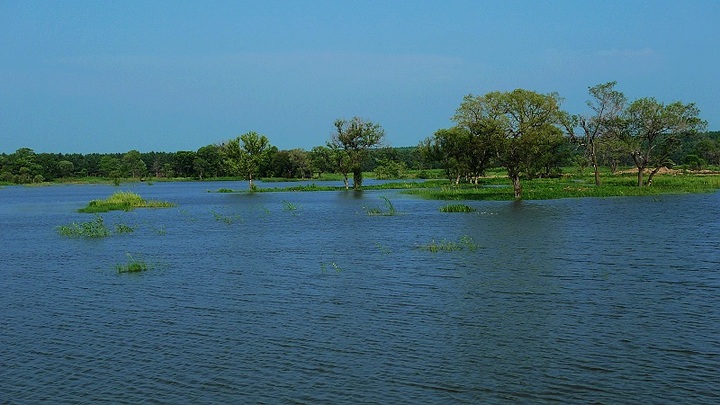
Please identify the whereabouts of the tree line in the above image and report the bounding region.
[0,135,430,186]
[2,82,718,195]
[422,82,714,198]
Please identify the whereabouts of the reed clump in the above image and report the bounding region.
[116,253,149,273]
[78,191,175,213]
[56,215,112,238]
[365,196,397,216]
[439,204,477,213]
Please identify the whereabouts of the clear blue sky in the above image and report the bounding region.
[1,0,718,154]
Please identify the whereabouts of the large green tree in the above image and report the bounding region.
[329,117,385,190]
[223,131,271,188]
[454,89,565,199]
[621,98,706,186]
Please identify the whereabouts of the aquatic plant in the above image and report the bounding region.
[113,223,136,234]
[150,224,167,235]
[439,204,477,213]
[375,242,392,255]
[320,261,343,273]
[282,200,299,212]
[365,196,396,216]
[211,210,242,224]
[56,215,112,238]
[78,191,175,213]
[417,235,480,252]
[116,253,149,274]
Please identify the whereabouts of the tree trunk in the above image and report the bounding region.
[647,166,663,186]
[591,144,601,186]
[353,169,363,190]
[511,174,522,199]
[342,173,349,190]
[636,167,644,187]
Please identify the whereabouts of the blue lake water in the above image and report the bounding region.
[1,181,719,404]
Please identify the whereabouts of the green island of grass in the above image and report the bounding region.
[78,191,175,213]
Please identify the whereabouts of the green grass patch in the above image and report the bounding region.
[78,191,175,213]
[56,215,112,238]
[56,215,140,238]
[440,203,477,213]
[407,171,720,201]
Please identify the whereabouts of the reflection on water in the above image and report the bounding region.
[1,182,719,403]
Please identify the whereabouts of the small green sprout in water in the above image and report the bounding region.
[365,196,396,216]
[211,210,242,224]
[151,224,167,235]
[116,253,149,274]
[375,242,392,255]
[321,261,343,273]
[282,200,299,213]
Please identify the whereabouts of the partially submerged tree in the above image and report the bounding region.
[223,131,271,188]
[329,117,385,189]
[621,98,706,186]
[563,81,626,185]
[454,89,565,199]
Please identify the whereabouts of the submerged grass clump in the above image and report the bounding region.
[56,215,112,238]
[282,200,298,212]
[116,253,149,274]
[320,261,343,273]
[78,191,175,213]
[365,196,397,216]
[417,235,480,252]
[439,204,477,213]
[211,210,242,224]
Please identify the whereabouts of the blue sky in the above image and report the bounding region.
[1,0,719,154]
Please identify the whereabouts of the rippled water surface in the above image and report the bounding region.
[1,182,720,404]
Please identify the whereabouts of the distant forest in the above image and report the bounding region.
[1,131,719,185]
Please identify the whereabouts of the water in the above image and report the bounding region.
[1,182,719,404]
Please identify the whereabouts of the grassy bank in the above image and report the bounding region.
[406,170,720,201]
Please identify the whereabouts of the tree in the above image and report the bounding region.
[57,160,75,177]
[329,117,385,189]
[194,144,223,179]
[99,155,121,178]
[122,150,147,178]
[563,81,626,185]
[621,98,706,186]
[429,127,471,184]
[308,146,333,178]
[223,131,271,188]
[453,89,565,199]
